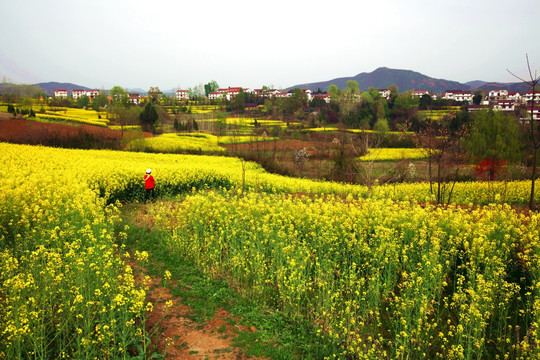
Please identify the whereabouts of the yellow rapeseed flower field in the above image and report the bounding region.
[158,191,540,359]
[125,133,226,154]
[358,148,428,161]
[1,142,539,359]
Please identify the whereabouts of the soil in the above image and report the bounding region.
[0,115,152,143]
[145,276,259,360]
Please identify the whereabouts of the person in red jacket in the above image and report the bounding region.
[144,168,155,203]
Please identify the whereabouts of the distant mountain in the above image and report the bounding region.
[287,67,476,94]
[37,82,92,96]
[127,88,147,95]
[465,80,488,88]
[477,81,532,94]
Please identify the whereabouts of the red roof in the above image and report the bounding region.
[55,89,67,92]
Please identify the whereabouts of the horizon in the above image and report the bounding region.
[4,66,529,95]
[1,1,539,91]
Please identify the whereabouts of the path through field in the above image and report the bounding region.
[145,276,255,359]
[127,204,268,360]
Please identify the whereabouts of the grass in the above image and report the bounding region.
[119,200,340,359]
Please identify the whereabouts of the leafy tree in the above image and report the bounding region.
[139,102,159,133]
[91,93,108,112]
[204,80,219,97]
[328,84,339,100]
[76,95,90,108]
[388,84,399,97]
[346,80,360,95]
[419,94,433,110]
[473,90,485,105]
[465,110,523,164]
[230,89,246,113]
[373,118,389,133]
[148,86,161,103]
[109,86,130,108]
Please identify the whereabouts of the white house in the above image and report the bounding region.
[379,89,391,99]
[208,91,221,100]
[213,87,252,101]
[72,89,86,99]
[129,94,140,105]
[524,91,540,103]
[301,89,313,101]
[275,92,291,98]
[312,93,331,103]
[410,90,430,98]
[508,91,522,102]
[54,89,68,98]
[86,90,100,99]
[493,100,515,112]
[176,90,189,101]
[443,90,472,102]
[521,106,540,122]
[488,89,508,101]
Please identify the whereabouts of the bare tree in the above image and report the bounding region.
[417,118,464,205]
[507,54,540,209]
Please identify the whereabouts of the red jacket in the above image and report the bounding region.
[144,174,155,190]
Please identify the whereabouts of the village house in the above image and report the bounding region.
[129,93,140,105]
[87,90,100,99]
[176,89,189,101]
[488,89,508,101]
[301,89,312,101]
[72,89,87,100]
[252,89,280,99]
[443,90,473,102]
[54,89,68,98]
[508,91,522,102]
[523,91,540,104]
[275,91,291,98]
[410,90,430,98]
[379,89,391,99]
[210,87,252,101]
[312,93,331,103]
[492,100,516,112]
[521,106,540,122]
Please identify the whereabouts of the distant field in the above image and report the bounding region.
[358,148,427,161]
[125,132,225,153]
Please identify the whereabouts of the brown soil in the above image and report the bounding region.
[223,139,339,158]
[0,115,152,143]
[145,276,259,360]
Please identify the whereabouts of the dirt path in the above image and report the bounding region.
[127,204,267,360]
[145,276,255,360]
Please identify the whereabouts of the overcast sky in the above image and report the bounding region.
[1,0,539,91]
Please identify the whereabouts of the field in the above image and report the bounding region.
[1,141,539,359]
[358,148,428,161]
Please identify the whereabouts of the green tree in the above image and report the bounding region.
[328,84,339,101]
[76,95,90,108]
[109,86,130,108]
[230,89,246,113]
[204,80,219,97]
[91,93,108,112]
[373,118,389,133]
[465,110,523,164]
[346,80,360,95]
[473,90,485,105]
[148,86,161,103]
[139,102,159,133]
[388,84,399,97]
